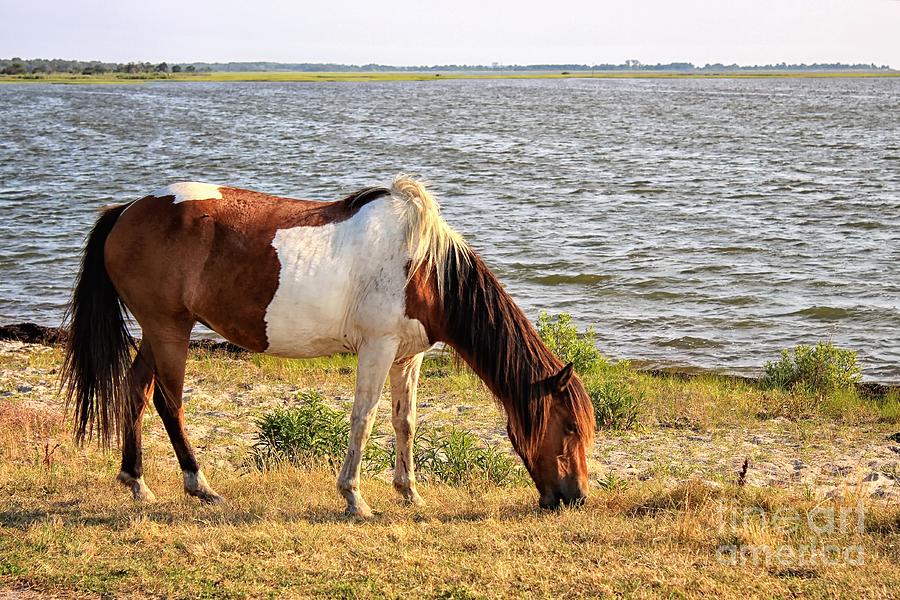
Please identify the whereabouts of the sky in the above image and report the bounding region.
[1,0,898,67]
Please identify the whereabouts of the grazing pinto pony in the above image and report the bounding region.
[62,176,594,516]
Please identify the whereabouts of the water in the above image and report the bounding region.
[0,78,898,381]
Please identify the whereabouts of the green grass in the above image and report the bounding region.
[532,313,897,429]
[2,70,899,85]
[587,378,644,431]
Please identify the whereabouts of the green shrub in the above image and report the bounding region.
[249,391,388,472]
[589,379,642,431]
[536,311,603,374]
[764,342,862,395]
[249,391,525,487]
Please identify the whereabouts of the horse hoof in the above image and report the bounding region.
[117,471,157,502]
[346,502,374,520]
[183,470,222,504]
[196,491,224,505]
[400,490,426,507]
[135,487,158,502]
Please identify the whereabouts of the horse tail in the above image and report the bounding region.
[390,174,470,297]
[61,203,134,446]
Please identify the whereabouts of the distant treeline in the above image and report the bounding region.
[0,58,209,75]
[191,61,894,73]
[1,57,894,75]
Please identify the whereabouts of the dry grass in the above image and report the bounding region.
[2,436,899,599]
[1,346,899,598]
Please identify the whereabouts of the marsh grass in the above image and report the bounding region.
[587,379,643,431]
[765,343,863,395]
[249,390,371,472]
[2,71,899,85]
[529,315,894,428]
[413,427,527,487]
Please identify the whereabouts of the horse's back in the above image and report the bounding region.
[104,183,429,357]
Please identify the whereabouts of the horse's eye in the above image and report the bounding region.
[565,423,577,435]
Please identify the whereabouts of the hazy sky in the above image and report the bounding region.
[1,0,898,67]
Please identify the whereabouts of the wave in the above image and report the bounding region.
[656,336,725,349]
[784,306,852,321]
[624,187,667,194]
[841,221,885,230]
[527,273,611,285]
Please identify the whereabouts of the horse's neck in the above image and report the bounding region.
[438,257,559,402]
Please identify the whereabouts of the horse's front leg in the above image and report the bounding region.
[389,353,425,506]
[337,338,398,518]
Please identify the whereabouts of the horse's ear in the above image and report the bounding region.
[551,363,575,393]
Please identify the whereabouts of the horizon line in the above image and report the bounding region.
[2,57,895,71]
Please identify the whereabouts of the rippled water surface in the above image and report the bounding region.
[1,79,898,380]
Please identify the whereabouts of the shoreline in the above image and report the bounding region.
[3,321,897,395]
[1,70,899,85]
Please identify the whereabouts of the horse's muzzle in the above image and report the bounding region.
[539,486,587,510]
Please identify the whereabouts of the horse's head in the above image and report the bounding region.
[512,363,595,509]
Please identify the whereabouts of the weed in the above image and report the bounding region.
[415,427,526,487]
[536,311,603,374]
[874,391,900,424]
[764,342,862,394]
[597,472,629,491]
[589,379,643,430]
[248,391,387,473]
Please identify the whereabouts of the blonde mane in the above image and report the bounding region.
[389,175,469,297]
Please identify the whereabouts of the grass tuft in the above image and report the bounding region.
[249,390,390,473]
[414,427,526,488]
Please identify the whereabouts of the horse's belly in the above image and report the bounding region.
[262,282,357,358]
[262,333,349,358]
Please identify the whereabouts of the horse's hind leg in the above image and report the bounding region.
[389,353,425,506]
[147,328,223,504]
[117,342,157,501]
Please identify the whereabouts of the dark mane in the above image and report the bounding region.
[437,247,595,463]
[341,186,391,210]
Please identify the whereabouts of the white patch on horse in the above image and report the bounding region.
[263,198,431,360]
[153,182,223,204]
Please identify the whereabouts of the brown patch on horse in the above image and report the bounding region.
[107,186,393,353]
